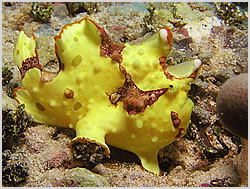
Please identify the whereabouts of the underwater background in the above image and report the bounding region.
[2,2,248,187]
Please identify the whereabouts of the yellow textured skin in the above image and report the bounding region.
[13,18,200,175]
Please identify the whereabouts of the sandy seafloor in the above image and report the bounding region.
[2,2,248,187]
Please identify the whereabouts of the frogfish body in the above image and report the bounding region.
[13,17,201,175]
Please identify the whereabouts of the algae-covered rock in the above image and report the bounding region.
[237,138,248,187]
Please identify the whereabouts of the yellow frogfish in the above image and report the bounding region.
[13,17,201,175]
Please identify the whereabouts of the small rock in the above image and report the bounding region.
[52,3,69,19]
[70,167,110,187]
